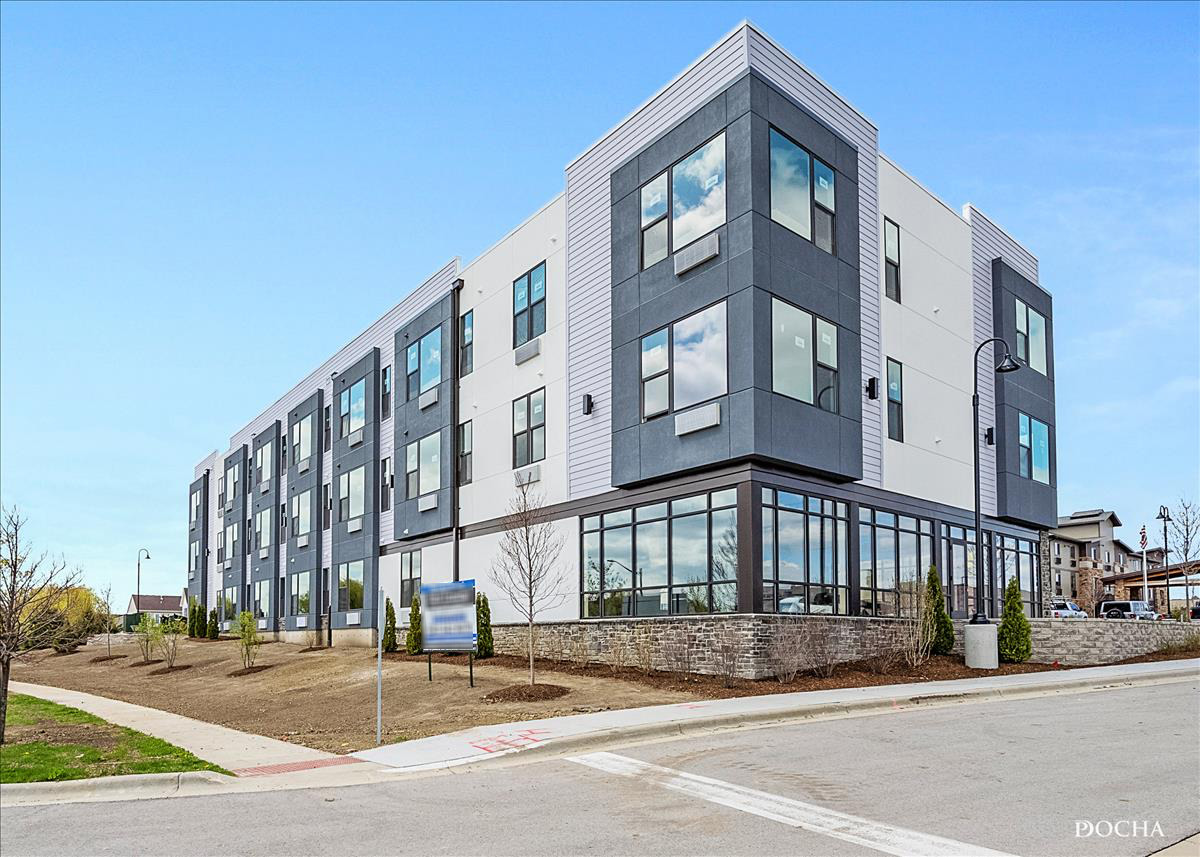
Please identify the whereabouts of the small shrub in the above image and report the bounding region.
[476,593,494,658]
[207,608,219,640]
[713,624,742,687]
[997,577,1032,663]
[767,622,803,683]
[236,611,262,669]
[382,597,398,653]
[567,625,590,666]
[405,594,422,655]
[631,625,654,673]
[608,635,629,674]
[796,619,839,678]
[926,566,955,656]
[864,645,903,675]
[133,613,162,663]
[1156,632,1200,656]
[160,618,184,668]
[897,575,934,669]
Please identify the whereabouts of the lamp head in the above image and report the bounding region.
[995,354,1021,374]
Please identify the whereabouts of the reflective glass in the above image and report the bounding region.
[672,302,727,409]
[769,128,811,238]
[772,298,813,403]
[672,133,726,248]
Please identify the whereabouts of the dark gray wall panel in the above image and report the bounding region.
[219,445,248,612]
[250,422,281,625]
[186,473,208,609]
[284,390,323,632]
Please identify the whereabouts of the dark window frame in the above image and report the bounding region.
[635,131,729,271]
[886,358,904,442]
[323,406,331,452]
[761,488,853,616]
[512,388,546,469]
[400,550,422,609]
[460,310,474,376]
[380,457,391,512]
[639,171,669,270]
[380,365,392,419]
[638,299,729,422]
[884,217,901,302]
[768,125,837,256]
[458,420,473,486]
[769,295,840,415]
[512,261,547,348]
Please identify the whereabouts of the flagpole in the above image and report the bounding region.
[1141,529,1148,613]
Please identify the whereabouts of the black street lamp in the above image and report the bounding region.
[1157,506,1172,618]
[970,338,1020,625]
[136,548,151,617]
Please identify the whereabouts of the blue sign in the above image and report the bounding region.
[420,579,477,652]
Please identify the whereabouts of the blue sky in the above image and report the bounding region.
[2,2,1197,606]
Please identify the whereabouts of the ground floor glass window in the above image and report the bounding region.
[762,488,849,614]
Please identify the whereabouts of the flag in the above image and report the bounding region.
[1140,525,1147,550]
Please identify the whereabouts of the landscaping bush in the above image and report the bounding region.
[160,618,184,668]
[134,613,163,663]
[405,594,422,655]
[476,593,494,658]
[925,566,955,656]
[236,611,261,669]
[997,577,1032,663]
[207,608,219,639]
[382,597,398,653]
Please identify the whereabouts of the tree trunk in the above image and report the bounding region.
[0,656,11,745]
[527,618,535,685]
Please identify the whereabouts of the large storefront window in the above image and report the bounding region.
[761,488,849,614]
[581,488,738,618]
[858,508,934,617]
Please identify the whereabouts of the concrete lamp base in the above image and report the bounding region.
[964,622,999,670]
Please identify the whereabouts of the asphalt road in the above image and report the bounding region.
[3,679,1197,857]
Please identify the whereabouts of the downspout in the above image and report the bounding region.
[451,278,464,582]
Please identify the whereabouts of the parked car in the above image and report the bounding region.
[1047,600,1087,619]
[1098,600,1158,620]
[1191,602,1200,621]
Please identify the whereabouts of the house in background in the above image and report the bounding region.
[125,594,186,622]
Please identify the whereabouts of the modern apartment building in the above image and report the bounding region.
[186,22,1057,643]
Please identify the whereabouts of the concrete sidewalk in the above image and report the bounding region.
[9,681,334,773]
[353,658,1199,772]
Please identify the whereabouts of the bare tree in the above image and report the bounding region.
[491,479,565,685]
[0,506,80,743]
[896,575,934,669]
[97,583,114,657]
[1170,499,1198,619]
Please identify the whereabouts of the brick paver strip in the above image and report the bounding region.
[231,756,364,777]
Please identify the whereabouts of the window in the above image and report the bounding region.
[1018,412,1050,484]
[291,490,311,538]
[400,551,421,609]
[255,440,273,485]
[189,540,199,574]
[640,328,669,419]
[857,508,933,617]
[1014,298,1047,375]
[581,489,738,618]
[771,298,839,413]
[994,534,1040,616]
[339,378,366,437]
[887,358,904,442]
[221,586,237,621]
[225,521,239,559]
[460,311,474,376]
[640,172,668,268]
[292,413,313,464]
[323,406,331,452]
[291,570,310,615]
[338,465,365,521]
[458,421,473,486]
[884,218,901,302]
[380,365,392,419]
[406,328,442,398]
[226,462,240,499]
[380,458,391,512]
[338,560,364,611]
[512,389,546,468]
[217,475,225,506]
[253,580,268,619]
[406,432,440,498]
[673,303,729,409]
[322,482,330,529]
[762,489,853,615]
[513,262,547,347]
[279,502,286,542]
[254,508,271,550]
[769,127,836,254]
[671,133,726,250]
[189,490,201,526]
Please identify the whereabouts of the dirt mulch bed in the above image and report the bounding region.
[1114,645,1200,664]
[89,655,128,663]
[484,683,570,703]
[148,664,194,676]
[125,659,164,668]
[227,664,275,677]
[9,721,123,751]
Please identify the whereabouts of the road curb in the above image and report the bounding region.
[0,770,235,807]
[439,664,1199,773]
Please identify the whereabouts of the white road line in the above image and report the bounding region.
[568,751,1016,857]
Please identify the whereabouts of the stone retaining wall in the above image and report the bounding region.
[493,615,1197,678]
[954,618,1197,666]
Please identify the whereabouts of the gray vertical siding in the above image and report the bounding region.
[564,22,882,499]
[964,204,1039,519]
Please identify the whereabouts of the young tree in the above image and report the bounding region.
[382,597,398,653]
[897,574,934,669]
[207,608,219,639]
[1169,498,1198,619]
[97,583,115,657]
[476,592,494,658]
[997,576,1032,663]
[925,566,955,656]
[236,611,261,669]
[405,594,422,655]
[491,480,565,685]
[0,506,81,743]
[160,618,184,669]
[134,612,163,663]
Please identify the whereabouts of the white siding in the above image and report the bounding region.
[964,204,1040,518]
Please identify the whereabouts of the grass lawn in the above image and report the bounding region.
[1,693,229,784]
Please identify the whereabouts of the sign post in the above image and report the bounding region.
[421,579,478,687]
[376,587,384,746]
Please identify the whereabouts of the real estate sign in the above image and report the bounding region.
[420,579,477,652]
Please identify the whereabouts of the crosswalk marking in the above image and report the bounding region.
[568,751,1017,857]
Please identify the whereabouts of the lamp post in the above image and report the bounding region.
[1157,506,1172,618]
[136,548,151,618]
[970,338,1021,625]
